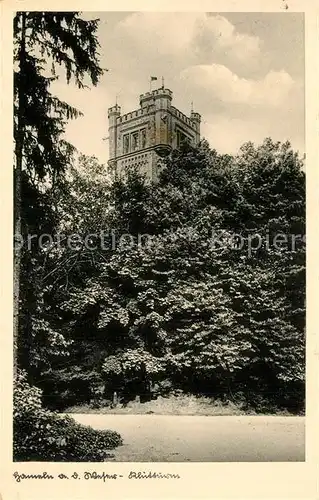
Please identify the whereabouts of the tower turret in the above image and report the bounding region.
[153,87,173,110]
[139,92,154,109]
[153,88,173,156]
[108,104,121,161]
[190,111,201,143]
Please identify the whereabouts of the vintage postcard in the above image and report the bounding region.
[1,0,318,499]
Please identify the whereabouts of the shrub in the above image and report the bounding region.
[13,371,122,461]
[38,368,104,410]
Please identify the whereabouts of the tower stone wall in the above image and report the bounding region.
[107,87,201,181]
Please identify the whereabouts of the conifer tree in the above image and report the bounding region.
[14,11,103,372]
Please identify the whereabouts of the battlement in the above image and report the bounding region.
[108,104,121,119]
[140,87,173,103]
[140,91,153,100]
[118,106,155,123]
[190,111,201,122]
[152,88,173,99]
[171,106,196,130]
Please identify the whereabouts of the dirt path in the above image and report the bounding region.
[69,414,305,462]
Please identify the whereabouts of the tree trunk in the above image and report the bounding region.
[14,11,26,376]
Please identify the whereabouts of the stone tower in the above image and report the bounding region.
[107,86,201,181]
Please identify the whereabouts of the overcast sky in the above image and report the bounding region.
[51,12,304,164]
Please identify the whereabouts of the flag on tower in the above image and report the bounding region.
[150,76,158,91]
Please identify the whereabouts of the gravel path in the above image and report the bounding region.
[69,414,305,462]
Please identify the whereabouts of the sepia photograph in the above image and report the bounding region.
[12,10,306,466]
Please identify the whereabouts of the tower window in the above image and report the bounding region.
[177,129,191,147]
[131,131,139,151]
[141,128,147,148]
[123,134,130,154]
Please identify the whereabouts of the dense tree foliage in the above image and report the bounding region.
[32,140,305,414]
[13,16,305,416]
